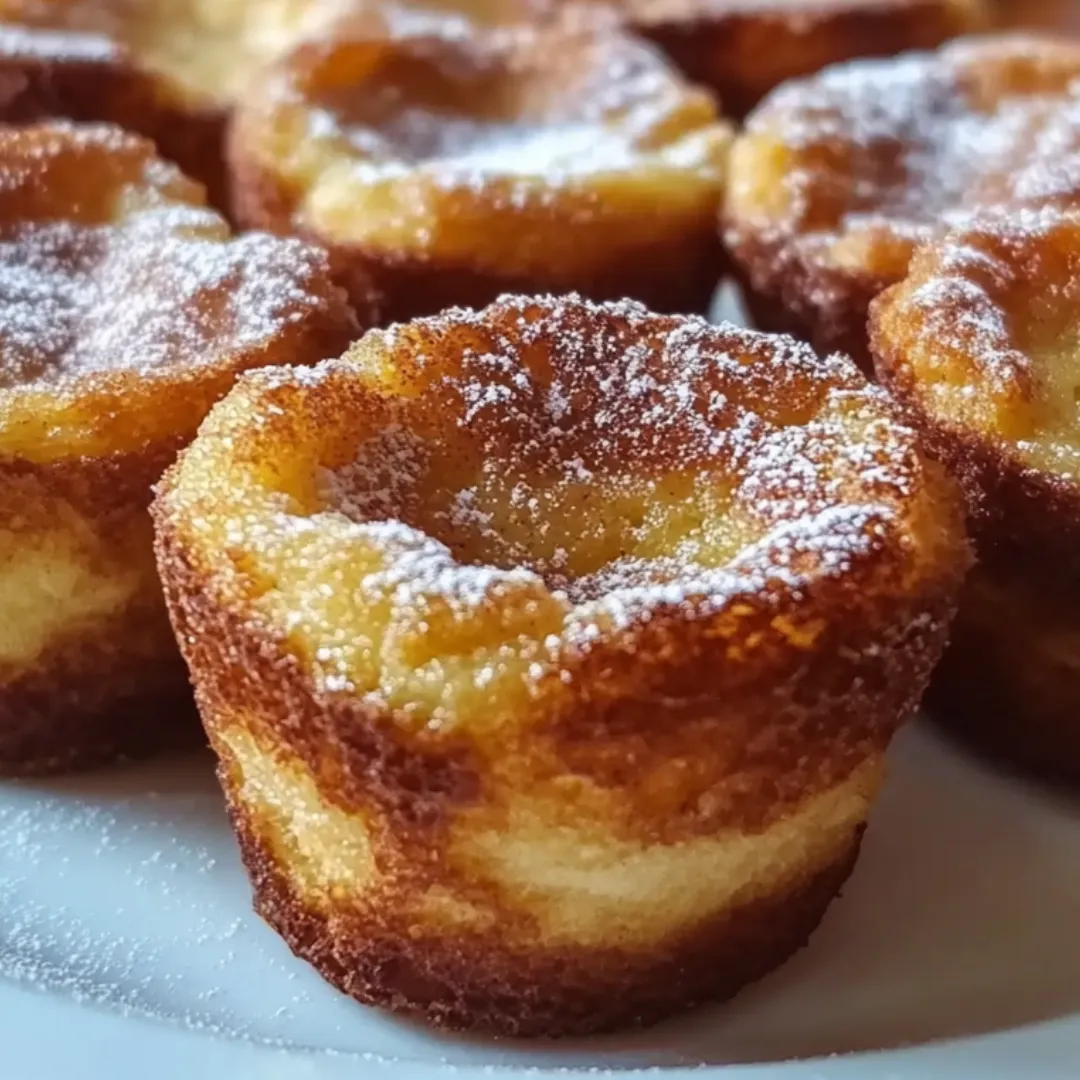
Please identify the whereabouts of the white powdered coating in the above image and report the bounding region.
[0,128,341,391]
[723,37,1080,353]
[0,773,403,1059]
[731,38,1080,244]
[0,215,331,388]
[324,424,432,522]
[563,503,894,641]
[877,204,1080,478]
[311,295,919,674]
[904,245,1020,381]
[1000,92,1080,207]
[290,25,721,192]
[900,203,1080,369]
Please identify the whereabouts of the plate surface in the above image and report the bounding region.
[4,722,1080,1079]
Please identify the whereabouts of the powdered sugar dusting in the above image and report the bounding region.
[726,35,1080,346]
[0,125,342,391]
[0,22,122,63]
[895,202,1080,380]
[0,763,434,1062]
[310,294,920,673]
[736,39,1080,241]
[725,36,1080,359]
[875,202,1080,477]
[285,23,725,198]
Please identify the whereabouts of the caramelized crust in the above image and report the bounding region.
[587,0,986,118]
[0,0,358,208]
[724,33,1080,369]
[871,205,1080,782]
[230,788,866,1035]
[229,24,732,322]
[0,123,359,774]
[154,294,968,1034]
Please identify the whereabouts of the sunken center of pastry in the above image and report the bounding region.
[323,427,747,603]
[305,34,715,180]
[315,304,906,602]
[320,361,747,600]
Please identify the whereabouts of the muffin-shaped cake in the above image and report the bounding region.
[724,33,1080,370]
[589,0,986,118]
[872,205,1080,783]
[0,0,356,207]
[229,24,732,322]
[0,122,358,774]
[154,294,968,1036]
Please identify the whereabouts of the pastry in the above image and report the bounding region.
[724,34,1080,369]
[0,122,359,774]
[229,22,733,322]
[154,293,968,1035]
[596,0,985,117]
[0,0,357,208]
[872,204,1080,783]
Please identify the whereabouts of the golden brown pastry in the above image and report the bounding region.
[229,22,733,322]
[0,0,358,207]
[592,0,986,117]
[153,293,968,1036]
[724,33,1080,370]
[872,204,1080,783]
[0,122,359,774]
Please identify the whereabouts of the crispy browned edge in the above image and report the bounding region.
[871,282,1080,783]
[150,303,970,1032]
[723,171,915,375]
[226,64,725,323]
[0,31,230,211]
[152,508,909,1035]
[634,0,986,118]
[232,791,864,1037]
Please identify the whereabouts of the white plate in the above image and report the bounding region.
[4,721,1080,1079]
